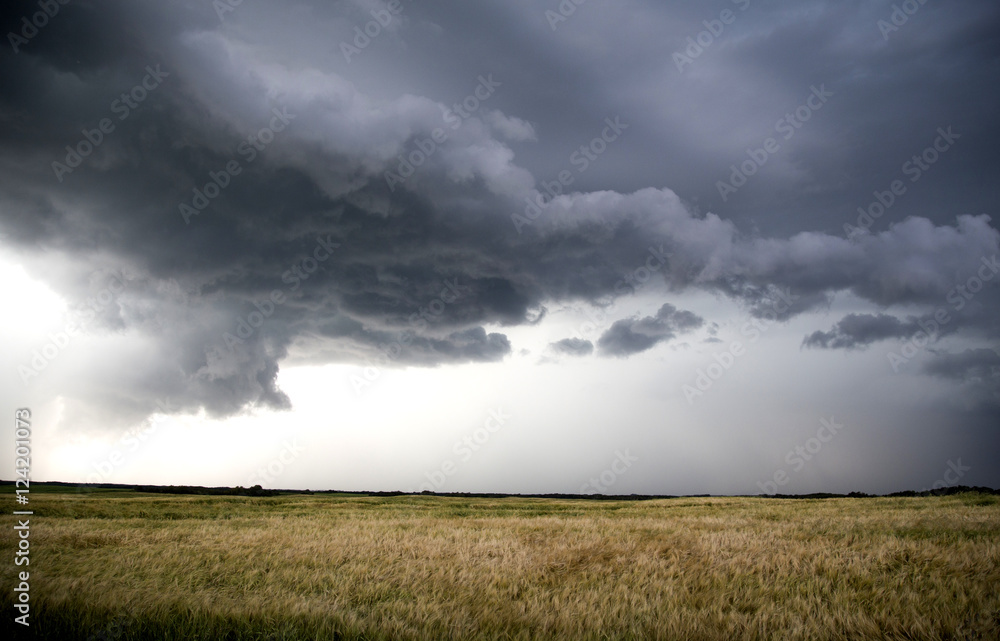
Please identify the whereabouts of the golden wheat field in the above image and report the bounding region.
[1,488,999,640]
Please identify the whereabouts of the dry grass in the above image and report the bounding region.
[2,491,999,640]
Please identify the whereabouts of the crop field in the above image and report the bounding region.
[2,488,999,640]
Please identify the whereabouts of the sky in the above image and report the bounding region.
[1,0,998,496]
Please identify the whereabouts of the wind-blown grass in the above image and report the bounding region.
[2,491,998,640]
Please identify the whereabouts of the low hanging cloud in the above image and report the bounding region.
[597,304,704,357]
[802,313,926,350]
[923,348,1000,381]
[923,348,1000,411]
[548,337,594,357]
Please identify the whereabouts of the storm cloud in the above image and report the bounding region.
[549,338,594,357]
[803,313,926,350]
[924,348,1000,381]
[597,304,704,357]
[1,0,998,452]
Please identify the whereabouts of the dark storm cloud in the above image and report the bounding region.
[802,313,924,350]
[923,349,1000,412]
[597,304,703,357]
[548,337,593,357]
[1,0,999,425]
[924,348,1000,381]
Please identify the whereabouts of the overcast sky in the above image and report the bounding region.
[1,0,998,495]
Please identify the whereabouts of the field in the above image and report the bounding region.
[2,489,999,640]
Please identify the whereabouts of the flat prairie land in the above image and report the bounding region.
[1,490,999,640]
